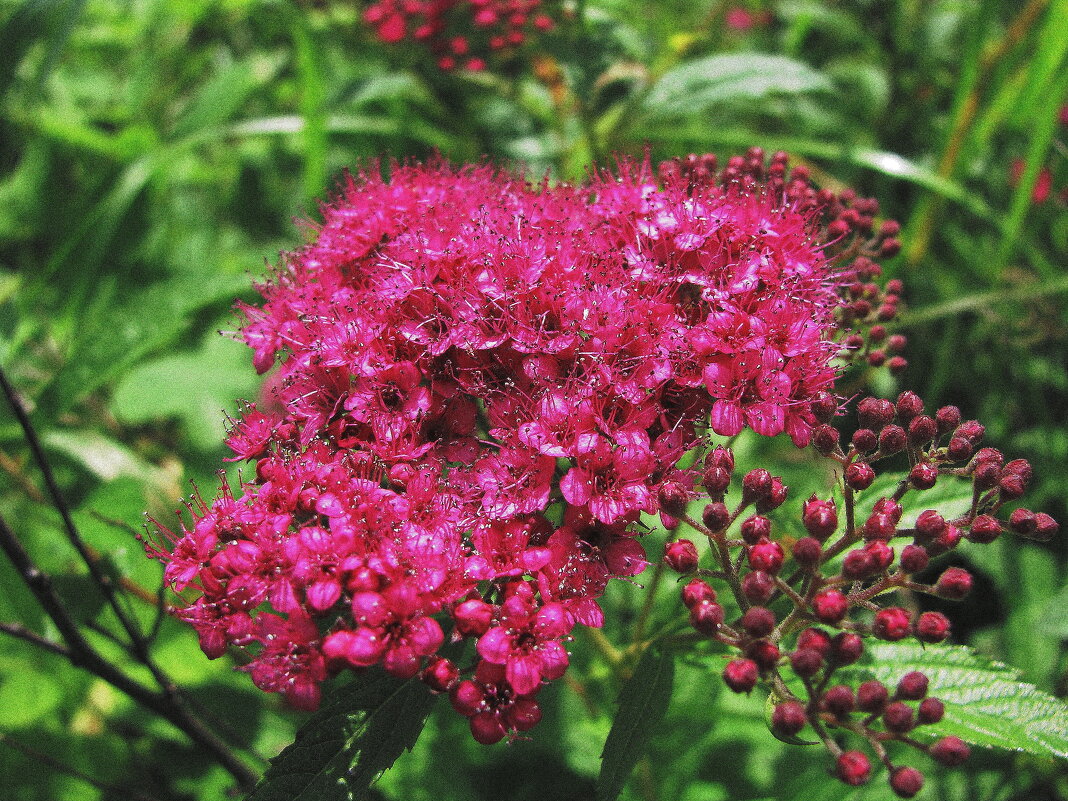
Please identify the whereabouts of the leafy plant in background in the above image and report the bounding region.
[1,1,1066,800]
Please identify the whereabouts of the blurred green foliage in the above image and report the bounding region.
[0,0,1065,799]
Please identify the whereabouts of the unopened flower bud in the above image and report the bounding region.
[909,461,939,490]
[792,537,822,568]
[858,397,895,430]
[798,627,832,655]
[890,766,924,798]
[908,415,937,446]
[812,424,841,455]
[852,428,878,454]
[836,751,871,786]
[811,392,839,423]
[771,700,807,736]
[742,571,776,604]
[895,391,924,423]
[790,647,823,678]
[895,671,928,700]
[422,656,460,693]
[746,640,780,671]
[900,544,929,573]
[812,589,848,624]
[756,477,789,513]
[884,701,915,732]
[742,469,773,502]
[845,461,876,490]
[681,579,716,609]
[454,598,494,638]
[914,510,946,539]
[873,607,912,641]
[864,512,896,540]
[723,658,759,693]
[747,540,785,574]
[843,548,875,580]
[918,697,945,724]
[665,539,700,574]
[935,405,961,434]
[803,496,838,540]
[947,436,973,461]
[878,424,907,455]
[967,514,1001,544]
[955,420,985,443]
[690,599,724,636]
[741,606,776,638]
[857,680,888,713]
[929,736,970,766]
[741,515,772,545]
[822,685,855,716]
[936,567,972,599]
[915,611,950,643]
[702,502,731,531]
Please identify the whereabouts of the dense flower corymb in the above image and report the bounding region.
[147,151,902,738]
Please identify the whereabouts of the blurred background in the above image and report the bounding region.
[0,0,1065,799]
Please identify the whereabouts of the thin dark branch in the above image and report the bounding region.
[0,621,71,658]
[0,365,152,653]
[0,510,259,790]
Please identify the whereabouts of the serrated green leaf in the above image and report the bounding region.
[597,646,675,801]
[641,54,832,120]
[245,668,439,801]
[844,642,1068,760]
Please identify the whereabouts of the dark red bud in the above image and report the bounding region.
[702,502,731,531]
[741,515,772,545]
[935,405,962,434]
[895,670,929,700]
[916,611,950,643]
[771,701,807,737]
[792,536,822,568]
[812,589,848,624]
[822,685,856,717]
[665,539,700,574]
[741,606,776,638]
[890,766,924,798]
[858,397,895,430]
[917,697,945,725]
[967,514,1001,544]
[873,607,912,641]
[895,391,924,422]
[741,571,776,604]
[909,462,939,490]
[852,428,878,453]
[929,736,970,766]
[900,544,930,573]
[857,680,888,713]
[845,461,876,490]
[681,579,716,609]
[936,567,972,599]
[836,751,871,786]
[790,647,823,678]
[723,658,759,693]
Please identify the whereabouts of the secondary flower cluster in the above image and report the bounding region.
[146,150,899,740]
[363,0,557,70]
[668,391,1057,796]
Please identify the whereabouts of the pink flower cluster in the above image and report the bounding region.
[148,152,895,741]
[364,0,556,71]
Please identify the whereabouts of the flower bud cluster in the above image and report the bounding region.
[363,0,557,71]
[672,391,1058,793]
[145,152,923,746]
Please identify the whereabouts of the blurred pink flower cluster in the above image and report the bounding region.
[364,0,556,70]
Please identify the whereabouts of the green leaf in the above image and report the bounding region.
[245,668,440,801]
[110,328,262,451]
[641,54,832,120]
[845,642,1068,760]
[597,646,675,801]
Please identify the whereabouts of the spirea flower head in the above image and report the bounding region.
[364,0,558,71]
[146,150,912,737]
